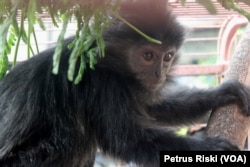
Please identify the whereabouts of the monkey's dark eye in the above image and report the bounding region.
[143,51,154,61]
[164,52,174,62]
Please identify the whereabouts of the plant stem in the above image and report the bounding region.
[112,11,162,45]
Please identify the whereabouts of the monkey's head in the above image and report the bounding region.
[100,0,185,91]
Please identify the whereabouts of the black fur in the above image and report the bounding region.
[0,0,250,166]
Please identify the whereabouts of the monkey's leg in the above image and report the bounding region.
[0,130,96,167]
[97,126,239,166]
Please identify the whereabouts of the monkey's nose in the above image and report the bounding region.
[154,68,162,78]
[155,71,160,78]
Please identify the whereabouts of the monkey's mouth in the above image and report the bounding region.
[137,75,166,91]
[143,81,164,91]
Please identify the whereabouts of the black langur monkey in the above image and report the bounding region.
[0,0,250,166]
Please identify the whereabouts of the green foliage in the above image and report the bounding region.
[0,0,249,82]
[0,54,8,80]
[0,0,162,83]
[190,0,250,20]
[0,0,122,82]
[0,11,13,80]
[218,0,250,21]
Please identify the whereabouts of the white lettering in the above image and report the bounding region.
[196,155,217,162]
[221,155,245,164]
[163,155,193,162]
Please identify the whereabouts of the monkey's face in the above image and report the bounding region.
[129,44,176,91]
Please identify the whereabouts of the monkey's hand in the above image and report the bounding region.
[193,137,240,151]
[213,79,250,116]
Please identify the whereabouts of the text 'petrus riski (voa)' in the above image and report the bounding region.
[160,151,249,167]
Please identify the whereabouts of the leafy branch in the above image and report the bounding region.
[112,11,162,45]
[0,0,163,83]
[218,0,250,21]
[197,0,250,20]
[0,0,121,81]
[0,0,249,81]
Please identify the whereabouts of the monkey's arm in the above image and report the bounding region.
[148,80,250,125]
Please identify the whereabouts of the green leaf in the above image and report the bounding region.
[88,48,97,69]
[73,55,86,84]
[0,54,8,80]
[52,12,69,75]
[37,18,46,30]
[0,17,12,78]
